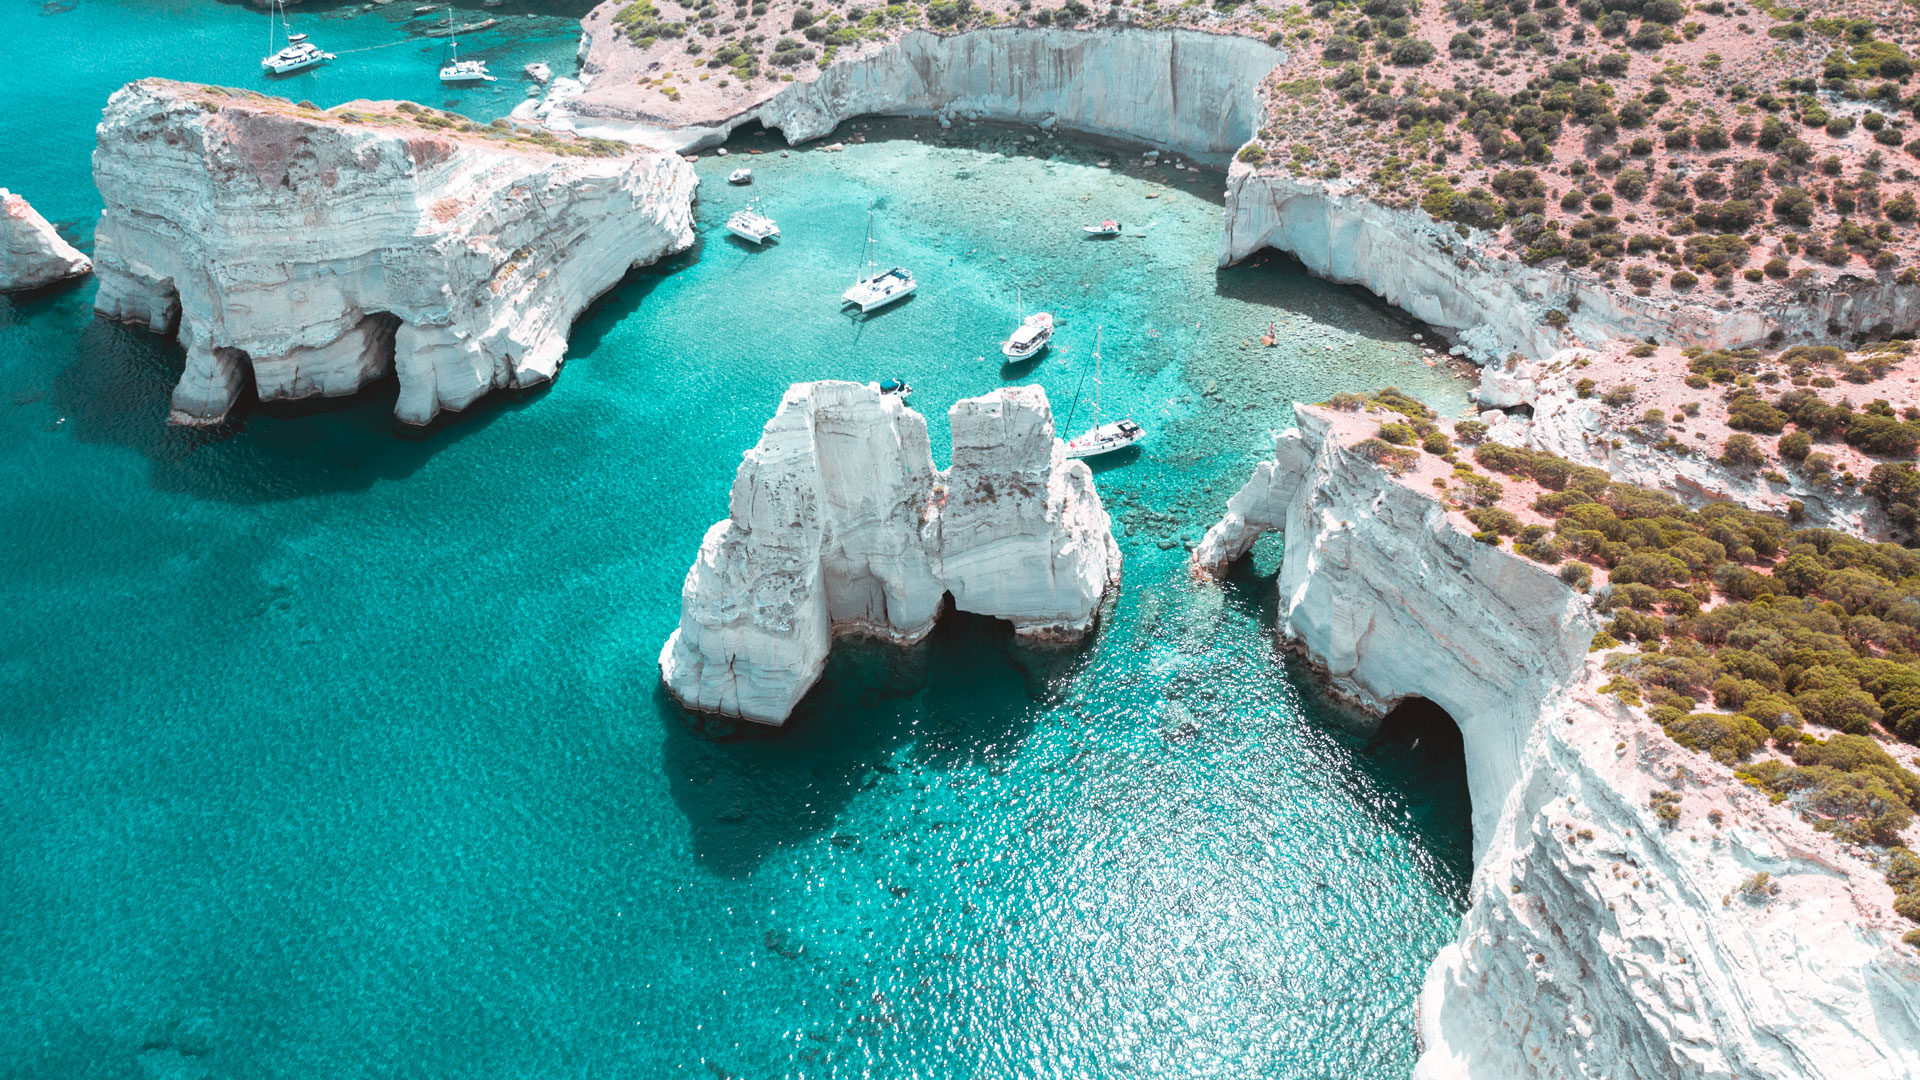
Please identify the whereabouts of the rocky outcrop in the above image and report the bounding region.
[660,381,1121,725]
[90,79,696,426]
[1221,164,1920,362]
[1417,674,1920,1080]
[1196,405,1920,1078]
[563,26,1282,161]
[1196,404,1595,853]
[1474,354,1880,534]
[0,188,90,292]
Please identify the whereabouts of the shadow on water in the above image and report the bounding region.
[1213,250,1437,348]
[44,250,698,503]
[658,610,1061,878]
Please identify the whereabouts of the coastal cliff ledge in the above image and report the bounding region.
[89,79,696,427]
[1196,398,1920,1079]
[660,381,1121,726]
[0,187,90,292]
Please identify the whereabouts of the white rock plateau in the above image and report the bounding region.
[1196,404,1920,1079]
[89,79,696,426]
[660,381,1121,725]
[0,188,90,292]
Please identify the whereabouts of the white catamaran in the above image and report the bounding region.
[261,0,334,74]
[841,207,916,313]
[439,7,496,83]
[726,207,780,245]
[1064,326,1145,459]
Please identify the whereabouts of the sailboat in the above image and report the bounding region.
[726,205,780,244]
[260,0,334,74]
[1063,326,1145,460]
[999,286,1053,361]
[439,6,496,83]
[841,206,916,313]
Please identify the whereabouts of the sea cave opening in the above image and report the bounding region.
[1374,696,1476,884]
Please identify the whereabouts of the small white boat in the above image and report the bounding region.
[1083,220,1121,236]
[841,207,915,312]
[1062,326,1144,459]
[261,1,333,74]
[726,208,780,244]
[728,168,753,185]
[844,267,916,312]
[438,6,495,82]
[1065,419,1145,459]
[1001,311,1053,360]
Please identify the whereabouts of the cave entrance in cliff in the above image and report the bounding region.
[1373,697,1475,882]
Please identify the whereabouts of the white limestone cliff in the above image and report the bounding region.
[1220,164,1920,362]
[561,25,1282,161]
[1195,404,1920,1078]
[660,381,1120,725]
[0,188,90,292]
[1197,404,1595,854]
[90,79,696,426]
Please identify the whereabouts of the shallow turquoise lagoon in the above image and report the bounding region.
[2,6,1477,1076]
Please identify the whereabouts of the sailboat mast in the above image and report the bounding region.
[1091,326,1102,429]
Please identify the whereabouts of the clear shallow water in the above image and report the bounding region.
[2,11,1477,1075]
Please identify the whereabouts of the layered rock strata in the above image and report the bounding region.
[660,381,1120,725]
[0,188,91,291]
[563,26,1282,161]
[1195,405,1920,1078]
[1221,164,1920,362]
[90,79,696,426]
[1194,404,1595,855]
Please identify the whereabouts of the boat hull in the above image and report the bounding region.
[262,53,330,74]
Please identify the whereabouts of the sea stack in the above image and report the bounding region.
[0,188,90,292]
[660,381,1121,725]
[89,79,697,426]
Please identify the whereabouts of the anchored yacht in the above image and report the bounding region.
[1062,326,1145,459]
[841,207,915,313]
[726,208,780,245]
[261,0,333,74]
[439,7,495,82]
[1001,311,1053,361]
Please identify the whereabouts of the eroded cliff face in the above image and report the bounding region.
[1198,405,1595,854]
[1221,165,1920,362]
[0,188,90,292]
[1418,674,1920,1080]
[1196,404,1920,1079]
[564,26,1282,160]
[90,80,696,426]
[660,381,1120,725]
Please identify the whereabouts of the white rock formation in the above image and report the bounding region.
[660,381,1120,725]
[1197,404,1595,853]
[0,188,90,291]
[1220,163,1920,361]
[1474,354,1878,533]
[1195,404,1920,1078]
[90,79,696,426]
[563,26,1282,161]
[1418,675,1920,1080]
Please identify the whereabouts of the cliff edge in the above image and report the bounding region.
[90,79,696,426]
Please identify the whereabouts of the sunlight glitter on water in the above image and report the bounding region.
[2,9,1473,1073]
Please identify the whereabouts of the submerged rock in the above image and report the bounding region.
[0,188,90,291]
[89,79,696,427]
[659,381,1120,725]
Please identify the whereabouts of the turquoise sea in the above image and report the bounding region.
[2,3,1478,1076]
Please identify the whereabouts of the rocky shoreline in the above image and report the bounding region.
[91,79,696,426]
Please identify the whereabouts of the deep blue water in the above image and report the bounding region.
[2,4,1477,1076]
